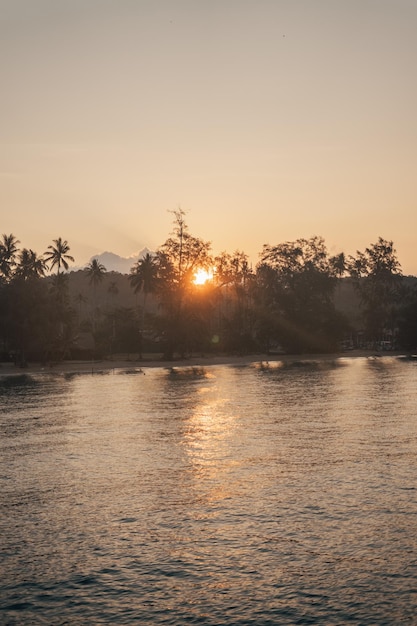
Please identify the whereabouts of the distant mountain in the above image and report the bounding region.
[80,248,153,274]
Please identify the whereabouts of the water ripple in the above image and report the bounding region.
[1,357,417,624]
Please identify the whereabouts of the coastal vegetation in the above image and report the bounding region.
[0,217,416,364]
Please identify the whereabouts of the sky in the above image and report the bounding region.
[1,0,417,273]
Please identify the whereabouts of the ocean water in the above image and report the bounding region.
[1,356,417,625]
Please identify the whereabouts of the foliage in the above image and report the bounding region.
[44,237,74,274]
[212,250,255,353]
[14,249,47,281]
[0,234,20,282]
[347,237,403,342]
[1,228,415,362]
[257,237,347,352]
[154,210,213,358]
[128,252,158,341]
[94,307,141,358]
[129,253,157,295]
[398,285,417,349]
[86,258,107,287]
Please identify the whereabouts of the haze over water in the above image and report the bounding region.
[1,356,417,624]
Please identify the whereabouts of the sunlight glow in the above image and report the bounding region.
[193,268,214,285]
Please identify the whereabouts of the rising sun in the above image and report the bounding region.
[193,268,214,285]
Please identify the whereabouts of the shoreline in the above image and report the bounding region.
[0,350,414,378]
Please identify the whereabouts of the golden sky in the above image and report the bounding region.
[1,0,417,273]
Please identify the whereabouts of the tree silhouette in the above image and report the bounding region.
[86,258,107,287]
[44,238,74,275]
[257,237,346,352]
[86,258,107,334]
[0,234,20,281]
[47,273,76,362]
[14,249,47,281]
[1,227,414,362]
[348,237,402,344]
[156,210,212,358]
[129,253,157,324]
[7,249,48,364]
[213,250,255,352]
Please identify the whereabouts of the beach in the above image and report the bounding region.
[0,350,409,378]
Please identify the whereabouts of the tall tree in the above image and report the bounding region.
[155,210,212,358]
[158,209,212,286]
[213,250,255,352]
[86,258,107,333]
[257,236,347,353]
[129,252,158,320]
[129,253,158,357]
[0,233,20,281]
[347,237,402,344]
[86,258,107,288]
[14,249,47,281]
[47,273,76,362]
[44,238,74,275]
[7,249,48,364]
[398,283,417,350]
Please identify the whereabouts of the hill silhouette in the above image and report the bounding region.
[75,248,152,274]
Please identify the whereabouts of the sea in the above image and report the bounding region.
[1,355,417,624]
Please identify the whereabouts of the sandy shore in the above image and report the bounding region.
[0,350,412,378]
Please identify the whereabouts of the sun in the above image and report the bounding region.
[193,268,214,285]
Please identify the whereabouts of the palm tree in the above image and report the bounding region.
[50,272,70,304]
[129,253,158,358]
[86,258,107,288]
[14,249,47,280]
[86,259,106,332]
[330,252,346,279]
[44,237,74,275]
[0,233,20,281]
[129,253,158,322]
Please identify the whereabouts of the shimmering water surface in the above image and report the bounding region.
[1,356,417,625]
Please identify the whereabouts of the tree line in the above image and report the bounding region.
[1,211,416,364]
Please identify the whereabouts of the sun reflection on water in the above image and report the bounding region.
[3,359,417,625]
[182,389,241,503]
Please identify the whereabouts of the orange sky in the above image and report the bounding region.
[1,0,417,274]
